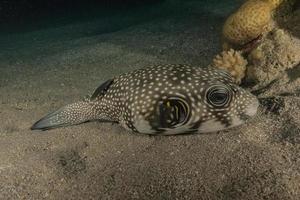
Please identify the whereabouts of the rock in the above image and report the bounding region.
[245,27,300,87]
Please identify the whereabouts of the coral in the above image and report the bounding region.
[221,0,297,50]
[264,0,284,9]
[212,49,248,84]
[222,0,273,49]
[245,28,300,86]
[218,0,299,86]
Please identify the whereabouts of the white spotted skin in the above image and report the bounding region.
[89,64,258,134]
[32,64,258,133]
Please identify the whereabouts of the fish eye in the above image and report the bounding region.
[206,85,231,107]
[159,97,190,128]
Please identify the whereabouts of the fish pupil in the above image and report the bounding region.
[211,92,227,103]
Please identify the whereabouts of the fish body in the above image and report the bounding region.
[31,64,259,135]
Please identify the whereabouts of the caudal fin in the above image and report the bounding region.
[31,100,98,130]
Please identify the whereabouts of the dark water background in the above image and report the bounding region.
[0,0,161,31]
[0,0,239,34]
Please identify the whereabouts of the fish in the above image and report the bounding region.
[31,64,259,135]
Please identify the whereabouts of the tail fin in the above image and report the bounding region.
[31,100,99,130]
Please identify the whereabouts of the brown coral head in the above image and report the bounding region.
[222,0,273,49]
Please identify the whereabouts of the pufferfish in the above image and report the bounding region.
[31,64,259,135]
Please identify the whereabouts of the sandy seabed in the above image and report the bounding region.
[0,1,299,199]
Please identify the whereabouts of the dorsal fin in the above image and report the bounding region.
[90,79,114,100]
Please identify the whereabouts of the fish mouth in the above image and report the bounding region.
[245,98,259,117]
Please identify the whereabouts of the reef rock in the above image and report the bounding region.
[218,0,300,88]
[245,28,300,86]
